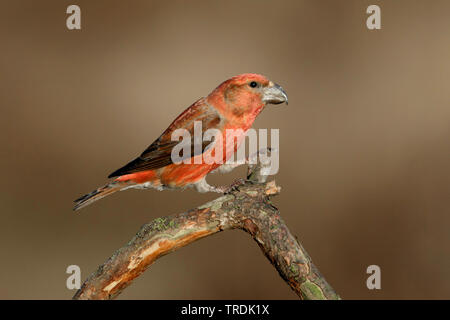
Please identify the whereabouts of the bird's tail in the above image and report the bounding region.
[73,181,126,211]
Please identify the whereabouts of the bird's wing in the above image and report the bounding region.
[108,98,223,178]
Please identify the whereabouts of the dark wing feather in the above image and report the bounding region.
[108,99,222,178]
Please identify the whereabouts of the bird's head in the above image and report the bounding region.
[207,73,288,124]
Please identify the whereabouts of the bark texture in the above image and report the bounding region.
[73,178,340,300]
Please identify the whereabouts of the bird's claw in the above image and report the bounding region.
[222,178,247,194]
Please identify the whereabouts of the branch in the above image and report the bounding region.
[73,155,340,300]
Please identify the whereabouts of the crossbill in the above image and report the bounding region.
[74,73,287,210]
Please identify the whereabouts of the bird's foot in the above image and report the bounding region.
[222,178,248,194]
[204,179,247,194]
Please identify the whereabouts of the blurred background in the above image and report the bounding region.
[0,0,449,299]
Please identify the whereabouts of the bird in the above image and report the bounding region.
[73,73,288,211]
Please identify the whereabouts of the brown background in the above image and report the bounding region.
[0,0,449,299]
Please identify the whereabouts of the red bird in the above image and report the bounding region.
[74,73,287,211]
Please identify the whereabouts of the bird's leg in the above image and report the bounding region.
[194,178,229,193]
[194,160,248,194]
[194,177,246,194]
[194,148,277,194]
[215,157,252,193]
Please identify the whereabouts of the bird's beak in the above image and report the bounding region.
[262,81,288,105]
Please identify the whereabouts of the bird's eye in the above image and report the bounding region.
[249,81,258,88]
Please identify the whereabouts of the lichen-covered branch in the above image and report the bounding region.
[73,177,340,300]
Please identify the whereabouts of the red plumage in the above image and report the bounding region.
[74,73,287,211]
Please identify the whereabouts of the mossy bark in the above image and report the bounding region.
[73,180,339,300]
